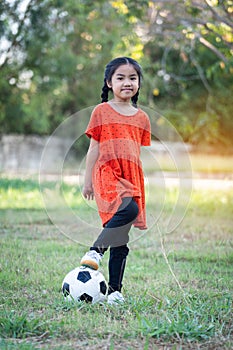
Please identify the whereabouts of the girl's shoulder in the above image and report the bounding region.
[133,107,150,123]
[92,102,108,113]
[90,103,109,120]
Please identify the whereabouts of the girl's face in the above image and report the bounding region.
[107,64,139,103]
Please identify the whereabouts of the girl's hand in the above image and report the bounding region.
[83,185,94,200]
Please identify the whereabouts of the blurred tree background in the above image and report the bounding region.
[0,0,232,153]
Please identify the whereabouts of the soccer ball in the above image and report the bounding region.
[62,266,108,304]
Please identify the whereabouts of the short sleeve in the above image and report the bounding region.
[141,114,151,146]
[85,106,102,141]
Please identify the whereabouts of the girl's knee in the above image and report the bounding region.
[131,199,139,217]
[126,198,139,222]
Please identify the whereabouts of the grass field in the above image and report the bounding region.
[0,176,232,349]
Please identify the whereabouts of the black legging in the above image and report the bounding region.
[90,197,139,293]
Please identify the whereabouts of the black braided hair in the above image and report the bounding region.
[131,89,140,108]
[101,57,143,107]
[101,79,109,103]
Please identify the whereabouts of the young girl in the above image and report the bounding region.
[81,57,151,305]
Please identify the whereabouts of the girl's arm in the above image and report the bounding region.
[83,137,99,200]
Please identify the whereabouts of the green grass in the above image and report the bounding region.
[0,177,232,349]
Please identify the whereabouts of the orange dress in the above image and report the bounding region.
[85,102,151,230]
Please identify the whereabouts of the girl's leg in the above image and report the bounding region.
[92,197,139,293]
[91,197,139,252]
[81,198,139,292]
[108,245,129,294]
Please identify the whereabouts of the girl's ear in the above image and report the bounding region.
[106,80,112,88]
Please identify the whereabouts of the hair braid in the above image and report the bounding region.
[131,89,140,108]
[101,79,110,103]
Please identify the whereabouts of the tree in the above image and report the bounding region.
[0,0,141,134]
[0,0,232,151]
[133,0,233,150]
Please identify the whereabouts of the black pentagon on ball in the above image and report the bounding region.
[100,281,107,295]
[62,282,70,296]
[77,271,92,283]
[79,293,93,303]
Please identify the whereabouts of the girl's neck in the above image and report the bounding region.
[108,100,138,116]
[111,99,131,105]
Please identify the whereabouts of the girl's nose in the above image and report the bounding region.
[124,79,131,86]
